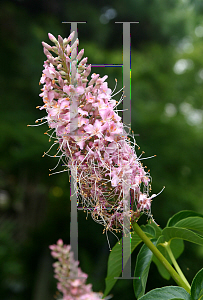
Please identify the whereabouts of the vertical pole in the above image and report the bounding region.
[62,21,86,278]
[115,22,139,279]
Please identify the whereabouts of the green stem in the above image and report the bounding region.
[164,242,190,289]
[132,222,191,294]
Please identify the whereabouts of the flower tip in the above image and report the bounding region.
[57,239,63,246]
[42,41,52,50]
[48,33,57,43]
[58,34,63,45]
[67,31,75,42]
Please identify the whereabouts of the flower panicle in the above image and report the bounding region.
[50,239,110,299]
[34,31,162,234]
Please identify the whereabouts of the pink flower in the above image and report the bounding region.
[63,85,84,96]
[83,119,105,138]
[138,193,152,211]
[50,240,106,300]
[33,31,162,234]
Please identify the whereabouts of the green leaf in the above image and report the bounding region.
[161,227,203,246]
[140,224,156,237]
[191,268,203,300]
[175,217,203,235]
[139,286,191,300]
[167,211,203,227]
[152,238,184,280]
[147,220,162,238]
[103,231,154,298]
[133,239,157,299]
[152,212,203,280]
[153,254,171,280]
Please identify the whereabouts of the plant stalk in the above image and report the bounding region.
[132,221,191,294]
[164,242,190,289]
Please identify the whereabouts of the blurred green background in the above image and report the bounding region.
[0,0,203,299]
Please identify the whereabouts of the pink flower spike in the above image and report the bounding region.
[35,32,159,236]
[49,240,105,299]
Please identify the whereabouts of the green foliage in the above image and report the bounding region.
[153,238,184,280]
[160,227,203,246]
[104,212,203,299]
[153,211,203,281]
[138,286,191,300]
[191,268,203,300]
[103,230,154,298]
[133,239,157,299]
[167,211,203,228]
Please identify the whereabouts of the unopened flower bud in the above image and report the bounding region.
[77,69,83,74]
[78,65,86,71]
[57,239,63,246]
[67,31,75,43]
[43,47,52,57]
[58,35,63,46]
[42,41,52,51]
[54,56,61,62]
[83,64,91,77]
[47,55,55,64]
[88,74,100,86]
[58,46,63,57]
[59,71,67,76]
[63,38,69,46]
[79,57,88,65]
[48,33,58,44]
[58,76,64,88]
[77,49,84,61]
[52,46,58,52]
[71,47,77,61]
[71,38,79,49]
[66,44,71,56]
[66,56,71,63]
[57,64,62,70]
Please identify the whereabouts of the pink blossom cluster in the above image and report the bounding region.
[36,31,158,232]
[50,239,104,300]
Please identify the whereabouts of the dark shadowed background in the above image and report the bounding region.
[1,0,203,299]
